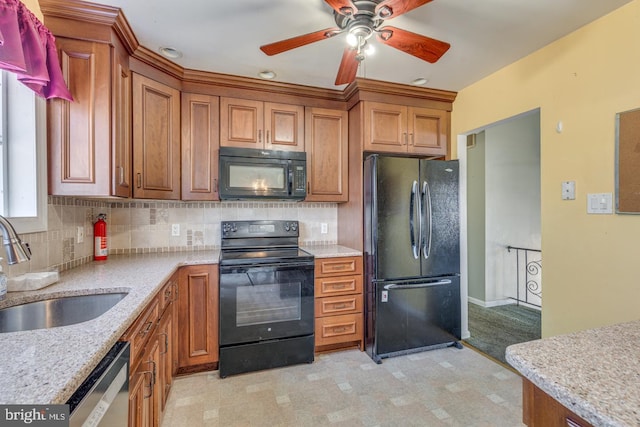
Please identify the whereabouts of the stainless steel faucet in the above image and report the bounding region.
[0,215,31,264]
[0,215,31,300]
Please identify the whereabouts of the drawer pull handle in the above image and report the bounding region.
[332,284,347,289]
[332,303,347,309]
[164,288,171,300]
[140,321,153,335]
[566,418,583,427]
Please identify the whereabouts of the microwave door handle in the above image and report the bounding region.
[288,168,294,195]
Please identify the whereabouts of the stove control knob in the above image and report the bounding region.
[291,223,298,232]
[231,223,237,232]
[284,223,290,232]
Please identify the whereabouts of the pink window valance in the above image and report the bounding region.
[0,0,73,101]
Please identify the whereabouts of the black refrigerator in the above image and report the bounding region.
[364,154,461,363]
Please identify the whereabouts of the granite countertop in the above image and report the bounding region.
[0,251,219,405]
[0,245,361,405]
[506,319,640,427]
[301,244,362,258]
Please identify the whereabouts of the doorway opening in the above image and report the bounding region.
[459,109,542,365]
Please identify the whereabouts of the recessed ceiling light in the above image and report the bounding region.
[159,47,182,59]
[258,70,276,79]
[411,77,429,86]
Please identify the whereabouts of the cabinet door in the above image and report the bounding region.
[305,107,348,202]
[265,102,305,152]
[157,309,173,421]
[132,73,181,199]
[363,101,408,153]
[177,264,219,371]
[129,339,158,427]
[111,43,132,197]
[48,38,112,196]
[408,107,448,156]
[220,97,264,148]
[128,367,150,427]
[181,93,220,200]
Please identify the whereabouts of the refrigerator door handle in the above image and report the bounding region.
[422,180,432,259]
[384,279,452,290]
[409,180,419,259]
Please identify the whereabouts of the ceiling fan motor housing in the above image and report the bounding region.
[334,0,384,39]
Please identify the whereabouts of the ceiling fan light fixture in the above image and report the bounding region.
[258,70,277,79]
[411,77,429,86]
[364,42,375,56]
[158,46,182,59]
[346,33,358,47]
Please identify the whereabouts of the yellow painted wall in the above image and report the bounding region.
[452,0,640,337]
[22,0,43,19]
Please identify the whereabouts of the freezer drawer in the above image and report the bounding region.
[370,275,461,360]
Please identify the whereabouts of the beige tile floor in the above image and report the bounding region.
[161,346,525,427]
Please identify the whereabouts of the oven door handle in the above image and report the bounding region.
[220,262,315,272]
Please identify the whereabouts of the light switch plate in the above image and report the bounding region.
[562,181,575,200]
[587,193,613,214]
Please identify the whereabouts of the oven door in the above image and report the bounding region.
[219,262,314,346]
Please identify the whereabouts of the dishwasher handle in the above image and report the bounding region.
[383,279,452,290]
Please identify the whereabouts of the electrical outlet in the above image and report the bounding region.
[76,226,84,243]
[321,223,328,234]
[171,224,180,236]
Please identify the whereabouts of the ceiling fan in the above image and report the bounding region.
[259,0,450,86]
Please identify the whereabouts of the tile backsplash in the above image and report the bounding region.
[4,197,337,276]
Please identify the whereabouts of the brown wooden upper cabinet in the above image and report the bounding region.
[47,36,132,197]
[181,93,220,201]
[305,107,349,202]
[363,101,448,157]
[220,97,304,152]
[132,73,181,200]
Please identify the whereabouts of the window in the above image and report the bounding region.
[0,70,47,233]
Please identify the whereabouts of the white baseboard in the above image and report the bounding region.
[468,296,515,308]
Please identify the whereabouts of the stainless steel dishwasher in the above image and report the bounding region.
[66,341,130,427]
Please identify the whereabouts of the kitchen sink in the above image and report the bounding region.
[0,292,128,333]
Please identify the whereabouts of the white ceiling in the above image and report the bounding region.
[97,0,632,92]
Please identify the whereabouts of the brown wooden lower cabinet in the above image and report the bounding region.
[314,256,364,352]
[176,264,219,373]
[522,378,594,427]
[124,271,180,427]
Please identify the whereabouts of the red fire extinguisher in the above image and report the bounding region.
[94,213,108,261]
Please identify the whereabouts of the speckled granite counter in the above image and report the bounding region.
[301,244,362,258]
[0,250,219,405]
[506,320,640,427]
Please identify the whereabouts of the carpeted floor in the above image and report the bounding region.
[464,303,541,365]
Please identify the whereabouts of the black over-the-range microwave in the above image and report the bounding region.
[218,147,307,201]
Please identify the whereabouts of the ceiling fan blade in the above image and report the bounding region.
[335,47,359,85]
[260,27,341,56]
[324,0,357,16]
[376,26,450,63]
[375,0,432,19]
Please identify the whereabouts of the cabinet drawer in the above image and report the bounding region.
[315,294,362,317]
[122,297,159,364]
[315,274,362,298]
[315,313,363,346]
[315,256,362,277]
